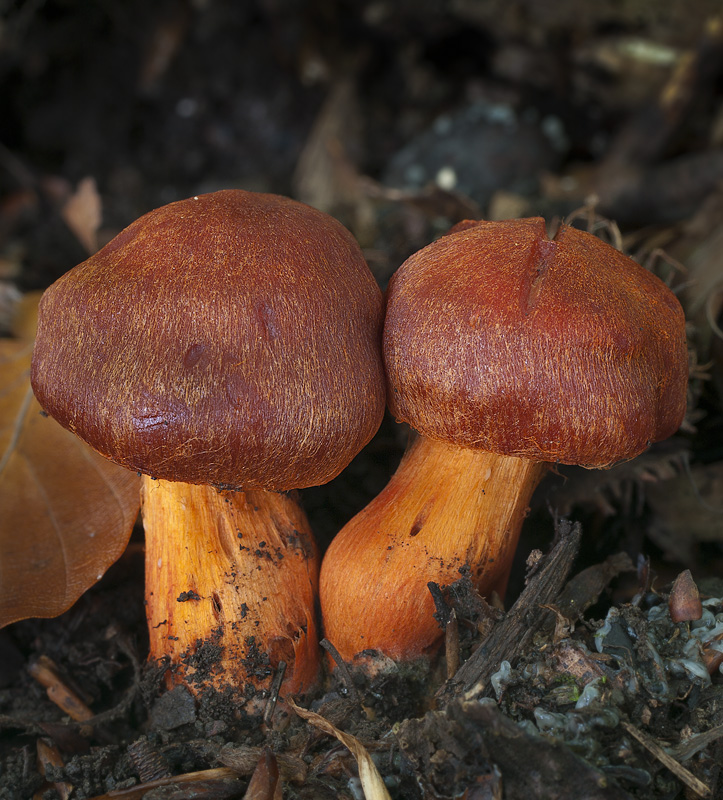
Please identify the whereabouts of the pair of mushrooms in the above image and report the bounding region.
[31,191,688,703]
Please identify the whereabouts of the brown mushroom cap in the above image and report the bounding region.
[31,190,385,489]
[384,217,687,468]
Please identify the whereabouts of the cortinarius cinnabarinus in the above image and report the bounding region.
[320,217,687,666]
[31,190,386,701]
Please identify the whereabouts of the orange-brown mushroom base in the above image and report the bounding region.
[142,477,320,703]
[319,435,546,665]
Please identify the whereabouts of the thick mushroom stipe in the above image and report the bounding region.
[143,478,320,698]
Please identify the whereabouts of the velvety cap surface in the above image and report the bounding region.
[32,191,385,489]
[384,217,688,467]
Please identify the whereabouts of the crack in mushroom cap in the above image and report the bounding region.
[384,217,688,468]
[31,190,386,489]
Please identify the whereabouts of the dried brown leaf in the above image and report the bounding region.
[243,750,282,800]
[60,177,102,255]
[0,295,140,627]
[645,460,723,564]
[288,699,391,800]
[544,441,688,518]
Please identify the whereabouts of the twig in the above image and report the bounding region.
[320,638,358,701]
[621,721,711,797]
[28,656,94,723]
[445,609,459,679]
[439,519,582,700]
[85,767,242,800]
[668,724,723,763]
[263,660,286,726]
[35,737,73,800]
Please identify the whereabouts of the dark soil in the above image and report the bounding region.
[2,2,723,798]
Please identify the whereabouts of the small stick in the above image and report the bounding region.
[262,661,287,726]
[621,721,711,797]
[84,767,242,800]
[35,737,73,800]
[320,638,358,701]
[668,724,723,763]
[444,520,581,698]
[445,609,459,679]
[28,656,93,723]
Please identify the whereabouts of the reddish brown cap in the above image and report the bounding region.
[32,190,385,489]
[384,217,688,467]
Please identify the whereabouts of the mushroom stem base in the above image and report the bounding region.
[142,477,320,700]
[320,435,546,664]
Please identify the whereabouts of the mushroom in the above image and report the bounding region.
[31,190,385,701]
[320,217,688,666]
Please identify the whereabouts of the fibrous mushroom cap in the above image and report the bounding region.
[32,190,386,489]
[384,217,688,467]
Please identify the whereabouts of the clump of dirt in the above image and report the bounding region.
[4,519,721,799]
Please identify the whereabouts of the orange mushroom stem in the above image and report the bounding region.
[320,217,688,667]
[321,435,546,662]
[31,190,386,703]
[142,480,321,698]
